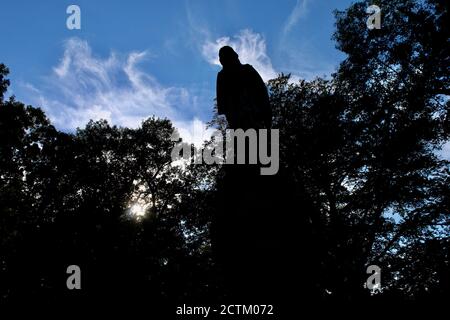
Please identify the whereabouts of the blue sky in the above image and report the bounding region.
[1,0,449,157]
[1,0,359,144]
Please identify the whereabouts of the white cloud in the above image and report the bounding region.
[282,0,311,36]
[173,118,214,148]
[278,0,339,80]
[24,37,211,147]
[201,29,277,82]
[196,4,335,84]
[201,29,309,83]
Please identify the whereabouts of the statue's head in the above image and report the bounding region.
[219,46,240,68]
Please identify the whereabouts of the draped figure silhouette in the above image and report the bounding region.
[216,46,272,130]
[211,46,292,307]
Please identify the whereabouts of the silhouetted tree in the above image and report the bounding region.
[0,64,218,309]
[266,0,449,302]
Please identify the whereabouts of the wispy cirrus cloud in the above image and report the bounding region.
[201,29,277,82]
[282,0,311,37]
[278,0,339,80]
[22,37,212,147]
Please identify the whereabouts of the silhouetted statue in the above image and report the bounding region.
[212,46,285,304]
[216,46,272,129]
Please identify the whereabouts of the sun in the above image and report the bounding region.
[127,182,152,219]
[129,203,147,218]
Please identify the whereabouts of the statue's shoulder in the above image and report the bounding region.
[242,64,258,76]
